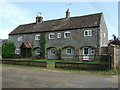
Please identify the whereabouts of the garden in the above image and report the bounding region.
[1,58,110,71]
[1,42,110,71]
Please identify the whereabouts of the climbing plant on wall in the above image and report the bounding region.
[39,33,46,58]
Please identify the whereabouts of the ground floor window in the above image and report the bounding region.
[66,48,72,54]
[15,49,20,54]
[37,49,41,55]
[50,48,56,55]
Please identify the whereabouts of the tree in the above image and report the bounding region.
[39,33,46,58]
[2,42,16,58]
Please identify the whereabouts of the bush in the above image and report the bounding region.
[2,42,16,58]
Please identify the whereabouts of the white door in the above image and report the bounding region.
[83,47,89,60]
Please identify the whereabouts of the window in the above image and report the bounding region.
[57,33,61,38]
[84,48,89,55]
[91,48,95,55]
[104,33,106,37]
[84,30,92,36]
[18,36,23,41]
[64,31,71,38]
[37,49,41,55]
[49,33,55,39]
[50,48,56,55]
[35,34,40,40]
[15,49,20,54]
[66,48,72,54]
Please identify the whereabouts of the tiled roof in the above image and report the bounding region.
[9,13,102,35]
[20,42,32,48]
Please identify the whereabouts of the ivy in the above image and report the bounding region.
[39,33,46,58]
[2,42,16,58]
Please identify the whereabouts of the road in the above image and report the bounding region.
[2,65,118,88]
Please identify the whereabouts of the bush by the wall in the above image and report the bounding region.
[2,42,16,58]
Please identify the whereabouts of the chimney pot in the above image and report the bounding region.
[66,9,70,18]
[36,16,43,24]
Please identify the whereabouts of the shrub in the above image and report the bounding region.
[2,42,16,58]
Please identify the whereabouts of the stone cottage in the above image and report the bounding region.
[9,9,108,61]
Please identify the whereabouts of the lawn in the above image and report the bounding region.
[34,59,108,64]
[3,58,108,64]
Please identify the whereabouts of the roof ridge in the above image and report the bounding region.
[20,12,102,26]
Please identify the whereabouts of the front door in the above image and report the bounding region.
[83,47,89,60]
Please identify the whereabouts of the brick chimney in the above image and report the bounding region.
[36,15,43,24]
[66,9,70,18]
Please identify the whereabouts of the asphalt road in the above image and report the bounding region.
[2,65,118,88]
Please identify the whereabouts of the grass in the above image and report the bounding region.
[3,58,33,61]
[3,58,108,64]
[34,59,108,64]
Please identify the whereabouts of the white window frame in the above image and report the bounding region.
[64,31,71,38]
[50,48,56,55]
[91,48,95,55]
[35,34,40,40]
[57,33,61,38]
[83,47,89,55]
[104,33,106,37]
[15,49,20,54]
[49,33,55,39]
[37,49,41,55]
[84,30,92,36]
[66,48,72,55]
[18,36,23,41]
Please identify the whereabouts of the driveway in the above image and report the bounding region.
[2,65,118,88]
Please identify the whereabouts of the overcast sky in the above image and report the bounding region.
[0,1,118,40]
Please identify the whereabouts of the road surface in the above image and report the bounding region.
[2,65,118,88]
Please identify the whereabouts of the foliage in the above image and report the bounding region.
[2,42,16,58]
[55,48,63,60]
[39,33,46,58]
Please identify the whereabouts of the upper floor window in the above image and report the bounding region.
[57,33,61,38]
[64,31,71,38]
[35,34,40,40]
[84,30,92,36]
[49,33,55,39]
[18,36,23,41]
[66,48,72,54]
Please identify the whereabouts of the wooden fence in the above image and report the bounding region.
[2,60,47,67]
[55,62,109,71]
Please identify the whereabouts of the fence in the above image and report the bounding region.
[55,62,109,71]
[2,60,47,67]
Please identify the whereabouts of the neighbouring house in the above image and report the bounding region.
[2,39,8,43]
[108,39,120,69]
[9,9,108,61]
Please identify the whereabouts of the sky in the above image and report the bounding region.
[0,1,118,40]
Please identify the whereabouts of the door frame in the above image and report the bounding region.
[83,47,89,60]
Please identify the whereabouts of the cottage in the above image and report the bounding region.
[9,9,108,61]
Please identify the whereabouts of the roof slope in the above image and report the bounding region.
[9,13,102,35]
